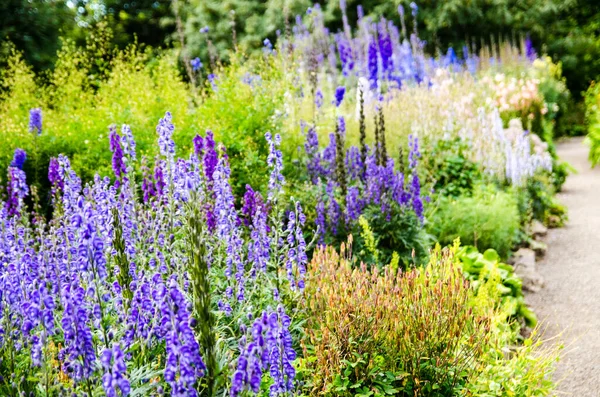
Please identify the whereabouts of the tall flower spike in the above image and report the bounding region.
[334,86,346,107]
[29,108,42,135]
[335,116,347,197]
[266,132,285,202]
[109,126,127,182]
[157,111,176,160]
[10,148,26,170]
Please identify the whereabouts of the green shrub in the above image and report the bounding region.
[427,186,520,259]
[425,138,481,197]
[585,81,600,166]
[517,174,567,228]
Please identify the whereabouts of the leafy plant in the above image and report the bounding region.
[456,245,536,327]
[427,185,520,259]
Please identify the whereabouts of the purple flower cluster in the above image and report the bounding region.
[304,126,424,238]
[231,307,296,396]
[29,108,42,135]
[266,132,285,202]
[161,279,206,395]
[10,148,26,170]
[101,344,131,397]
[0,111,306,395]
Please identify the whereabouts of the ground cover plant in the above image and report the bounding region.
[0,2,568,395]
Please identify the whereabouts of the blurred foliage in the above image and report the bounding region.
[427,185,520,259]
[0,0,76,71]
[71,0,174,50]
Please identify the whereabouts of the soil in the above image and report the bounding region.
[526,137,600,396]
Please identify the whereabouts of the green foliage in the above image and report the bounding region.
[192,56,291,197]
[518,174,567,228]
[456,245,536,327]
[426,138,481,197]
[585,81,600,166]
[427,186,520,259]
[0,0,76,71]
[180,0,312,62]
[352,204,431,269]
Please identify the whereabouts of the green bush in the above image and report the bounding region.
[425,138,481,197]
[427,186,520,258]
[585,81,600,166]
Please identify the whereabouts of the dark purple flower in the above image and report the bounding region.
[10,148,26,170]
[109,126,127,181]
[334,86,346,107]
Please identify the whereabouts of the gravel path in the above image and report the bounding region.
[526,137,600,396]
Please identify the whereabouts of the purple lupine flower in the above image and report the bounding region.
[367,38,379,89]
[334,86,346,107]
[315,198,326,244]
[267,306,297,395]
[304,124,324,183]
[378,21,393,74]
[157,112,176,159]
[408,134,421,169]
[121,124,137,161]
[263,38,273,51]
[525,35,537,61]
[29,108,42,135]
[241,184,263,226]
[141,157,156,203]
[266,132,285,202]
[322,133,337,176]
[101,344,131,397]
[345,146,363,180]
[161,279,206,394]
[10,148,26,170]
[154,158,166,197]
[345,186,362,223]
[109,126,127,181]
[5,166,28,217]
[315,89,324,109]
[336,35,354,76]
[191,57,203,72]
[248,199,270,276]
[61,282,96,381]
[48,157,63,191]
[193,134,204,158]
[326,181,341,235]
[207,74,218,91]
[410,1,418,17]
[203,130,218,184]
[411,171,423,220]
